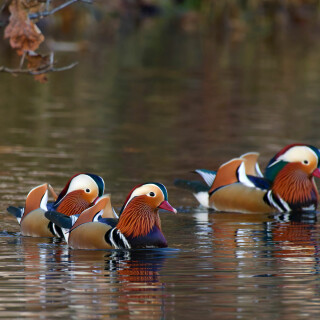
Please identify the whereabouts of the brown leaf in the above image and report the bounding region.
[26,51,50,68]
[26,51,50,83]
[4,0,44,55]
[21,0,44,14]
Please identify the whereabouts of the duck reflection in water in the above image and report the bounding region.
[205,210,320,315]
[68,248,175,318]
[268,212,320,310]
[209,211,320,275]
[107,249,168,284]
[210,212,273,271]
[15,237,175,319]
[272,212,318,264]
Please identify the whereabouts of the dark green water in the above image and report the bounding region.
[1,15,320,319]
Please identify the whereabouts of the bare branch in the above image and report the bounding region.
[0,61,78,76]
[49,61,78,73]
[29,0,93,20]
[0,0,10,27]
[0,0,10,12]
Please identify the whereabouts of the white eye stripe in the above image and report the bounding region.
[278,146,317,164]
[122,184,163,211]
[67,174,97,194]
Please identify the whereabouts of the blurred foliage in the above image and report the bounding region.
[171,0,320,41]
[1,0,320,82]
[2,0,320,42]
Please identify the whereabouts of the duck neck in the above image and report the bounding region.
[116,197,162,239]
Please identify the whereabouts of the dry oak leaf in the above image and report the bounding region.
[4,0,44,55]
[21,0,43,12]
[26,51,50,83]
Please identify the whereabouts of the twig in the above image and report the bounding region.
[0,61,78,75]
[29,0,93,20]
[19,52,26,69]
[49,52,54,65]
[46,0,51,12]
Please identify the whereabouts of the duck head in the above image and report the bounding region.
[53,173,105,216]
[265,144,320,181]
[265,144,320,210]
[116,182,176,241]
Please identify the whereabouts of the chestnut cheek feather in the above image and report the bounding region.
[56,190,92,216]
[272,164,318,206]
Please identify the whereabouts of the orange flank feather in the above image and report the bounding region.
[56,190,92,216]
[70,195,112,231]
[48,184,58,201]
[209,159,243,194]
[101,195,115,219]
[116,197,161,238]
[23,183,48,220]
[241,152,261,176]
[272,163,318,205]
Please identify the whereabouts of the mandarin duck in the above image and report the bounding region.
[7,173,105,237]
[45,182,177,249]
[174,144,320,213]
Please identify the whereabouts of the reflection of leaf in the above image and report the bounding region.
[33,73,47,83]
[4,0,44,55]
[26,51,50,83]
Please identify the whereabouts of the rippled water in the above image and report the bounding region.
[1,14,320,319]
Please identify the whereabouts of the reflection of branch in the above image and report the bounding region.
[0,62,78,75]
[29,0,93,20]
[0,0,10,12]
[0,0,10,27]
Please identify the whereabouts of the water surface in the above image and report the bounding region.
[1,14,320,319]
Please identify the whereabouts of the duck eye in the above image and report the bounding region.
[303,160,309,165]
[85,188,90,193]
[148,192,155,197]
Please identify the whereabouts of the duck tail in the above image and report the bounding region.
[7,206,24,224]
[193,169,216,187]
